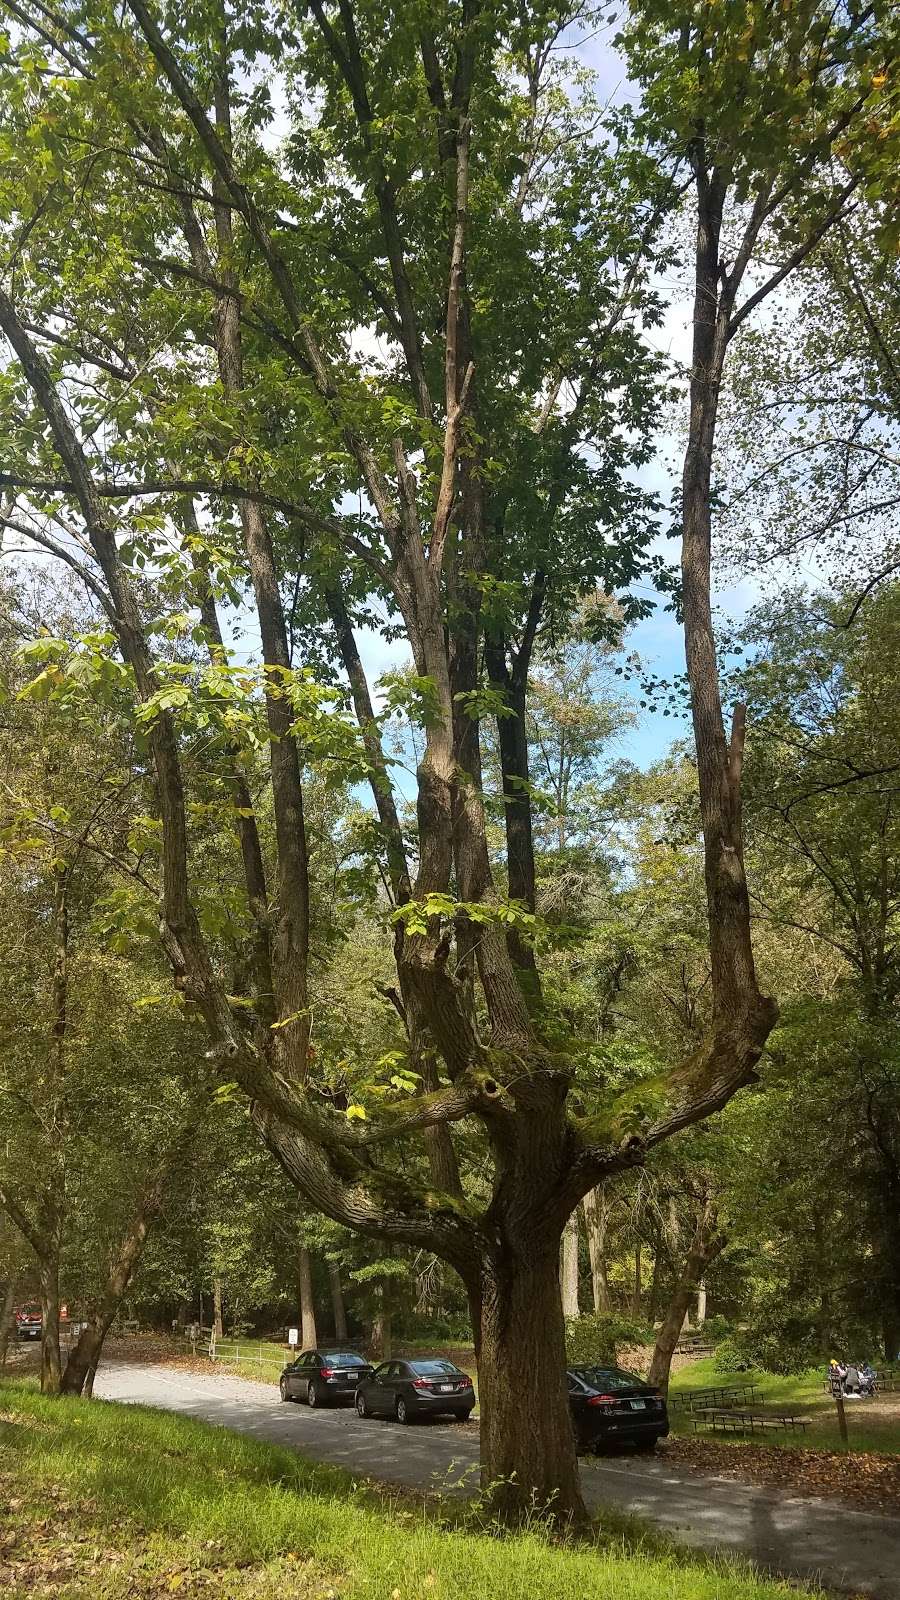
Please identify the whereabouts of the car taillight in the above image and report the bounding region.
[320,1368,336,1377]
[413,1378,432,1390]
[588,1394,617,1406]
[460,1376,472,1387]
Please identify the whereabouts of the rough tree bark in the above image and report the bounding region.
[648,1202,725,1395]
[60,1222,151,1397]
[476,1245,581,1523]
[61,1122,199,1397]
[38,1247,62,1395]
[298,1247,317,1348]
[560,1213,580,1319]
[213,1279,224,1342]
[582,1188,612,1313]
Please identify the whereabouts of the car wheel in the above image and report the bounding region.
[356,1392,368,1418]
[451,1410,471,1422]
[395,1396,411,1424]
[307,1381,318,1408]
[280,1377,290,1403]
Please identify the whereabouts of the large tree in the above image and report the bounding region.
[0,0,891,1519]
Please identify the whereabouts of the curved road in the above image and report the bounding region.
[94,1362,899,1598]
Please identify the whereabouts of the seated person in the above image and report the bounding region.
[858,1361,876,1396]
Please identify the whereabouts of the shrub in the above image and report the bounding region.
[565,1313,652,1366]
[713,1338,757,1373]
[702,1314,732,1343]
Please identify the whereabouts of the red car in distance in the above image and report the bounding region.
[14,1303,42,1341]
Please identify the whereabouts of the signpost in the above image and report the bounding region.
[288,1327,299,1348]
[830,1373,849,1449]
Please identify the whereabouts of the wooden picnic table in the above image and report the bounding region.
[670,1381,759,1411]
[691,1406,811,1437]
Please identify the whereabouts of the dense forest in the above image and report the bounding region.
[0,0,897,1529]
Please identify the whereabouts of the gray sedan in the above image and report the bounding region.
[355,1358,474,1423]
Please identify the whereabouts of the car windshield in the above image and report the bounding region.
[321,1352,367,1367]
[572,1366,645,1391]
[409,1360,461,1376]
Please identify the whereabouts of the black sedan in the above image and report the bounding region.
[567,1364,669,1452]
[280,1348,374,1406]
[355,1358,475,1424]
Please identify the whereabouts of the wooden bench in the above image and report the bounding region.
[670,1382,759,1411]
[692,1407,811,1437]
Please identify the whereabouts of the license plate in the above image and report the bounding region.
[439,1384,454,1392]
[629,1399,646,1410]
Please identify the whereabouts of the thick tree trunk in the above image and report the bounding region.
[38,1257,62,1395]
[328,1261,348,1342]
[213,1278,224,1341]
[61,1183,170,1397]
[298,1247,317,1348]
[478,1246,586,1525]
[60,1322,106,1399]
[560,1213,580,1318]
[648,1206,724,1395]
[582,1188,612,1312]
[0,1275,17,1368]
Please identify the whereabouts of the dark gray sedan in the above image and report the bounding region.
[280,1348,374,1406]
[355,1358,474,1423]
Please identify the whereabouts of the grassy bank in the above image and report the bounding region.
[0,1378,825,1600]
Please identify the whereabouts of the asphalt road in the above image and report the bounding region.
[94,1362,900,1598]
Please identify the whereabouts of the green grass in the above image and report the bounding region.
[211,1338,290,1385]
[0,1377,826,1600]
[668,1358,900,1454]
